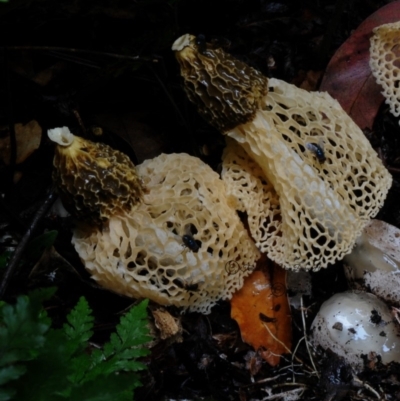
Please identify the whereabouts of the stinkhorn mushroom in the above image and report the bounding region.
[370,21,400,122]
[311,291,400,371]
[48,129,261,313]
[173,34,392,270]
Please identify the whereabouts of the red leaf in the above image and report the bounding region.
[320,1,400,130]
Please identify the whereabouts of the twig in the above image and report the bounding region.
[2,46,159,63]
[261,317,315,381]
[261,387,305,400]
[241,374,284,388]
[388,166,400,174]
[353,377,383,400]
[261,321,292,355]
[300,295,320,378]
[272,382,307,389]
[290,336,305,382]
[47,50,101,69]
[288,335,318,377]
[0,188,57,298]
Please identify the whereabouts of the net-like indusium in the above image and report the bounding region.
[72,153,260,313]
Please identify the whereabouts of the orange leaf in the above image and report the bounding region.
[320,1,400,130]
[231,262,292,366]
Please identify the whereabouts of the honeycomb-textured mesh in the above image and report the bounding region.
[223,78,392,270]
[222,138,283,259]
[72,153,260,313]
[370,21,400,120]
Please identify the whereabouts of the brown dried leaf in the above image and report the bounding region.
[28,246,84,286]
[231,263,292,366]
[320,1,400,129]
[91,112,166,163]
[292,70,323,92]
[151,308,182,341]
[0,120,42,165]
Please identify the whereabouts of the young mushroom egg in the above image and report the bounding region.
[311,291,400,371]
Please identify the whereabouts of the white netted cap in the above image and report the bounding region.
[222,78,392,270]
[73,153,260,313]
[370,21,400,122]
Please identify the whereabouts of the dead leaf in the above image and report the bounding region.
[320,1,400,130]
[29,246,84,286]
[231,262,292,366]
[151,307,182,341]
[33,62,66,86]
[0,120,42,165]
[244,351,263,376]
[292,70,323,91]
[91,112,167,163]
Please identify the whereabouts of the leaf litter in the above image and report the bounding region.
[0,1,400,400]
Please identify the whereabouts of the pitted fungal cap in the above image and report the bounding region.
[72,153,260,313]
[48,127,143,224]
[174,34,392,270]
[172,34,268,132]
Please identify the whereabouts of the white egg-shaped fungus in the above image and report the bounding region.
[311,291,400,370]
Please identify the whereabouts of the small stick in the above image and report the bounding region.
[353,377,382,400]
[0,188,57,298]
[388,166,400,174]
[261,320,292,355]
[271,382,307,389]
[2,46,159,63]
[240,374,284,388]
[261,387,305,400]
[300,296,320,378]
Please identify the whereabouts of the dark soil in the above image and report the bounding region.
[1,1,400,400]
